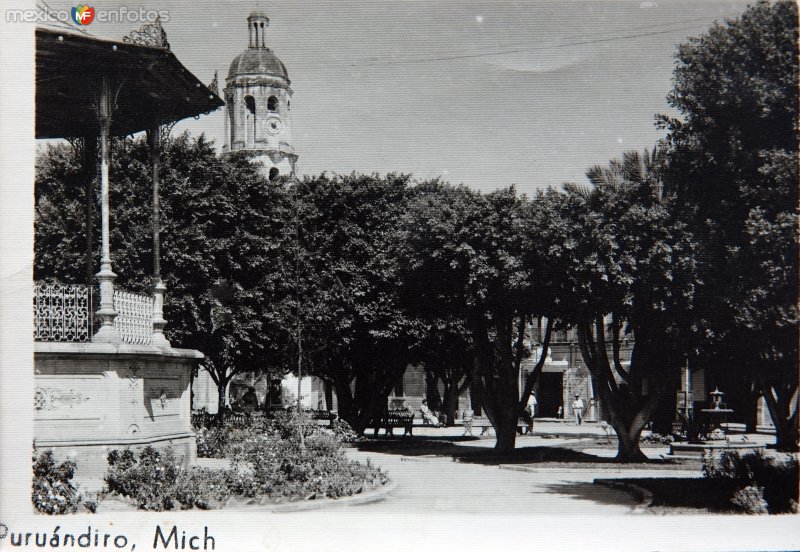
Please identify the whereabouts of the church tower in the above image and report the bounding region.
[223,11,297,180]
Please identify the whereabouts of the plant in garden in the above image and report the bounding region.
[701,450,799,514]
[32,451,83,515]
[730,485,770,515]
[238,433,387,500]
[639,433,674,445]
[217,414,387,500]
[194,426,230,458]
[192,414,384,505]
[104,446,252,511]
[326,417,363,443]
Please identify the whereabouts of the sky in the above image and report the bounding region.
[37,0,753,194]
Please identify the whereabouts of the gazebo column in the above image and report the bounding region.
[148,125,170,347]
[93,81,120,343]
[83,135,97,286]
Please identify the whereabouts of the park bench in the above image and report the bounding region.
[191,409,251,428]
[308,409,338,427]
[465,417,531,436]
[191,410,216,429]
[370,409,415,437]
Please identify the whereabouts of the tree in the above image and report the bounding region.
[281,173,419,433]
[399,182,555,452]
[660,1,799,450]
[35,134,292,423]
[558,149,698,461]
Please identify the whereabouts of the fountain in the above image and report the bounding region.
[666,387,766,459]
[698,387,735,442]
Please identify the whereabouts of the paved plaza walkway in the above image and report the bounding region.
[338,420,714,515]
[191,420,776,515]
[345,448,694,515]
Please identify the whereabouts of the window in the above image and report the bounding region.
[267,95,278,112]
[269,168,279,181]
[244,96,256,146]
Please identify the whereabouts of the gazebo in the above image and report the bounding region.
[33,21,223,481]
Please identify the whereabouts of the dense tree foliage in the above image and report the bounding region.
[660,1,799,450]
[284,173,420,433]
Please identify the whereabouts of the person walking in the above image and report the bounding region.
[572,394,585,426]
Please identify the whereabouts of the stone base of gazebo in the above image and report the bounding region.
[33,342,202,481]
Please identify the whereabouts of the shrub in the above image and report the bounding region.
[326,418,363,443]
[640,432,675,445]
[195,426,230,458]
[105,447,179,510]
[106,429,387,510]
[32,451,83,515]
[227,423,387,501]
[730,485,769,514]
[702,449,799,514]
[105,446,248,511]
[270,408,318,441]
[188,409,387,506]
[249,433,387,500]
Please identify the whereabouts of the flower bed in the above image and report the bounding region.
[33,411,387,513]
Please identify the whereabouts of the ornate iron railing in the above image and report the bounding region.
[33,282,94,342]
[113,289,154,345]
[34,282,156,344]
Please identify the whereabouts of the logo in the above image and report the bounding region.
[71,4,95,25]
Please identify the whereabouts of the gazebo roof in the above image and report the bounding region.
[36,26,224,139]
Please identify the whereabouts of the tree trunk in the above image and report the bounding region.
[333,377,358,431]
[443,383,458,427]
[495,423,518,454]
[442,384,459,426]
[775,421,800,453]
[216,378,228,426]
[468,315,531,454]
[759,378,799,452]
[425,370,442,411]
[490,395,522,453]
[612,418,650,462]
[743,392,759,434]
[576,319,669,463]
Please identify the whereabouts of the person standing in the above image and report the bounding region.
[526,393,538,434]
[572,394,585,426]
[241,386,259,414]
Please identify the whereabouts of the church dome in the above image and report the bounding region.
[228,47,289,81]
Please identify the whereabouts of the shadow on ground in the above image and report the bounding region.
[539,481,643,508]
[353,438,690,468]
[615,477,743,512]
